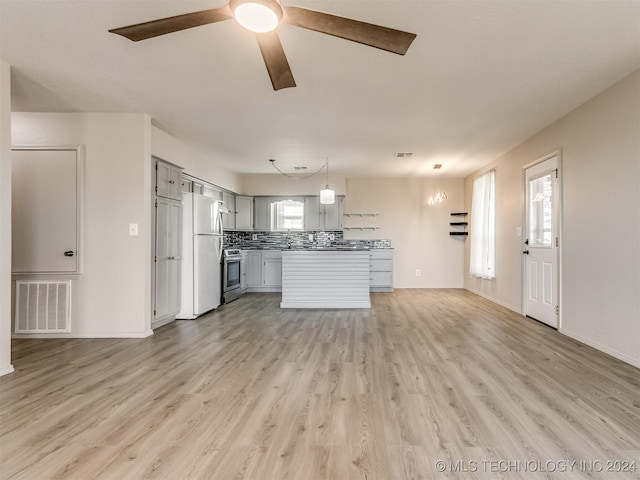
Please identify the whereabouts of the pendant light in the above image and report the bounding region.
[319,159,335,205]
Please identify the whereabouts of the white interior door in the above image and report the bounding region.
[12,148,79,273]
[524,154,560,328]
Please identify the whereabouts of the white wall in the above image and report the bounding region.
[151,126,240,192]
[240,173,346,197]
[240,174,465,289]
[11,113,153,337]
[464,69,640,367]
[345,177,465,288]
[0,61,14,375]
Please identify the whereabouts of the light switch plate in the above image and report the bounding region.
[516,226,522,237]
[252,233,258,240]
[129,223,138,236]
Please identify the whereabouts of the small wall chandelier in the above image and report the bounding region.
[428,190,447,205]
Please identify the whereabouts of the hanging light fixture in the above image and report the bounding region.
[319,159,335,205]
[427,190,447,205]
[229,0,283,33]
[427,163,446,205]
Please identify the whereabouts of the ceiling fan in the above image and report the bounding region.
[109,0,417,91]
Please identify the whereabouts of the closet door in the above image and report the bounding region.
[12,148,79,273]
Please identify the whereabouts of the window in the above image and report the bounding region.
[470,170,496,279]
[271,199,304,231]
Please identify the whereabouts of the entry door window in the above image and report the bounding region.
[528,173,553,246]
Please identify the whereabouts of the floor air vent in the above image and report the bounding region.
[15,281,71,334]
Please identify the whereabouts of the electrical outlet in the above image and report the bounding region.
[415,269,421,276]
[252,234,258,240]
[329,234,335,241]
[308,234,314,241]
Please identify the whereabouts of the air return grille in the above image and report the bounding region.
[15,281,71,334]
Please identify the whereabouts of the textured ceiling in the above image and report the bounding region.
[2,0,639,177]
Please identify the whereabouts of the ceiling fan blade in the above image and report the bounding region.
[283,6,416,55]
[255,31,296,91]
[109,7,232,42]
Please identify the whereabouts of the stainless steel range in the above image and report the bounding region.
[222,248,242,304]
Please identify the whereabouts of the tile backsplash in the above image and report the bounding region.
[224,231,391,250]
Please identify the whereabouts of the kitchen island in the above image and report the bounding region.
[280,249,371,308]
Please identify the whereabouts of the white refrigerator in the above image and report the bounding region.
[177,193,223,319]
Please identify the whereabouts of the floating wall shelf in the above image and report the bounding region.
[450,212,468,237]
[343,213,380,231]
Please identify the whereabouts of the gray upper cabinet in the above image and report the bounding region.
[235,196,253,230]
[254,197,270,231]
[221,191,236,230]
[180,175,192,193]
[156,159,182,200]
[304,196,322,230]
[203,184,221,200]
[304,196,343,231]
[323,197,343,230]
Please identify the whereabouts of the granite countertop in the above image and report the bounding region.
[239,246,393,251]
[285,247,371,251]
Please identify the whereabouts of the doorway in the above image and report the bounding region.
[523,152,561,328]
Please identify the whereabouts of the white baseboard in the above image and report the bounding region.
[12,330,154,339]
[153,316,177,329]
[280,301,371,309]
[464,287,523,314]
[0,364,15,377]
[463,287,639,369]
[560,328,640,369]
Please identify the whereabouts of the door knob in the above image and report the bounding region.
[522,250,529,255]
[64,251,75,257]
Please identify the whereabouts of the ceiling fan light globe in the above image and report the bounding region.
[232,1,282,33]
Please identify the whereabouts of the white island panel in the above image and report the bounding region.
[280,250,371,308]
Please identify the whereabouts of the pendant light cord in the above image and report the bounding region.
[269,159,328,180]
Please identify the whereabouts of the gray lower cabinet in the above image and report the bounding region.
[370,249,393,292]
[246,251,262,287]
[245,250,282,292]
[240,251,248,293]
[263,251,282,287]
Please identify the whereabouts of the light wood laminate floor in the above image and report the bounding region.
[1,290,639,480]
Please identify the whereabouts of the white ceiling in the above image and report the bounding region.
[2,0,639,177]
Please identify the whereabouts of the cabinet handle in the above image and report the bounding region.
[64,251,75,257]
[169,180,175,184]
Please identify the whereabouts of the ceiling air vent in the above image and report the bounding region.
[394,152,413,158]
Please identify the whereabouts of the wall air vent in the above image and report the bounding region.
[394,152,413,158]
[15,281,71,334]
